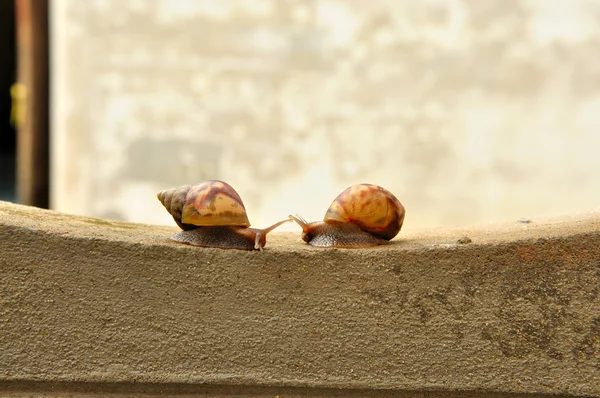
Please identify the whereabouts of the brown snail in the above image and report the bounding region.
[289,184,405,248]
[157,180,290,251]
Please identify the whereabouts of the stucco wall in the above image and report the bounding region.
[51,0,600,231]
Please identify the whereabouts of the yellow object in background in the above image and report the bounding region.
[10,82,27,129]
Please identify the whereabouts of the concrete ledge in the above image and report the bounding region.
[1,200,599,397]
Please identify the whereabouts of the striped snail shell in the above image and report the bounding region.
[289,183,405,248]
[157,180,289,250]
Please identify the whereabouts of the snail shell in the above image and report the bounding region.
[290,183,405,248]
[157,180,250,230]
[157,180,289,250]
[324,184,405,240]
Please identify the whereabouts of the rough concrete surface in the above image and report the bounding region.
[0,200,599,397]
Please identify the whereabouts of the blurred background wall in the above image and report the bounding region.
[50,0,600,231]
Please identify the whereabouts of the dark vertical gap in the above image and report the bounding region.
[0,0,17,202]
[15,0,49,207]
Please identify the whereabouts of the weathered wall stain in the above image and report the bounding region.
[352,238,600,366]
[51,1,600,230]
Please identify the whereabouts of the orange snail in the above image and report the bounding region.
[157,180,290,251]
[289,184,405,248]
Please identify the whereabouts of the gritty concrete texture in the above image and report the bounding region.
[0,200,599,397]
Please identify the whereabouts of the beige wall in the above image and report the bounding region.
[51,0,600,231]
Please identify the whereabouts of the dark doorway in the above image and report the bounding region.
[0,0,17,202]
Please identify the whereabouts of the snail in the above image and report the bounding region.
[157,180,290,251]
[289,184,405,248]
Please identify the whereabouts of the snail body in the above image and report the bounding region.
[290,184,405,248]
[157,180,289,250]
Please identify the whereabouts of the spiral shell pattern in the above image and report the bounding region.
[157,180,250,230]
[323,183,405,240]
